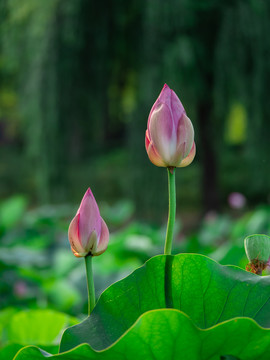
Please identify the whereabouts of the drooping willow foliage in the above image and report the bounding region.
[0,0,269,214]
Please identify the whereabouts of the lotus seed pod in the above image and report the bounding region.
[244,234,270,263]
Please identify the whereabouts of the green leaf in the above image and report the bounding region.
[61,254,270,352]
[7,310,78,345]
[0,308,18,342]
[1,310,79,359]
[0,343,22,360]
[0,344,57,360]
[0,196,27,231]
[13,310,270,360]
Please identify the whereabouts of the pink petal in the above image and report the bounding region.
[71,247,83,258]
[145,130,166,166]
[147,84,169,126]
[95,218,109,256]
[145,130,151,150]
[167,88,185,128]
[68,214,87,256]
[148,85,185,128]
[85,230,98,254]
[146,141,167,167]
[77,188,102,248]
[176,114,194,159]
[179,142,196,167]
[149,102,177,164]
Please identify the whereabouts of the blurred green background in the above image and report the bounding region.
[0,0,270,355]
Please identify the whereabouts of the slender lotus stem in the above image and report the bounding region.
[85,255,95,315]
[164,167,176,255]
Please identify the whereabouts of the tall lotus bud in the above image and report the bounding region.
[145,84,195,168]
[68,188,109,257]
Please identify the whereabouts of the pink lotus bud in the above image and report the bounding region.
[145,84,195,168]
[68,188,109,257]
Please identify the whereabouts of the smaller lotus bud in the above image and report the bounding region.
[145,84,195,168]
[68,188,109,257]
[244,234,270,275]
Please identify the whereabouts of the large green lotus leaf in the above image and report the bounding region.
[14,310,270,360]
[0,308,18,342]
[0,344,22,360]
[61,254,270,352]
[7,309,78,345]
[1,310,78,360]
[0,344,57,360]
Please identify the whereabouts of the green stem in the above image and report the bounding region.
[164,167,176,255]
[85,255,95,315]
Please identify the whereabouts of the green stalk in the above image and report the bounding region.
[84,255,95,315]
[164,167,176,255]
